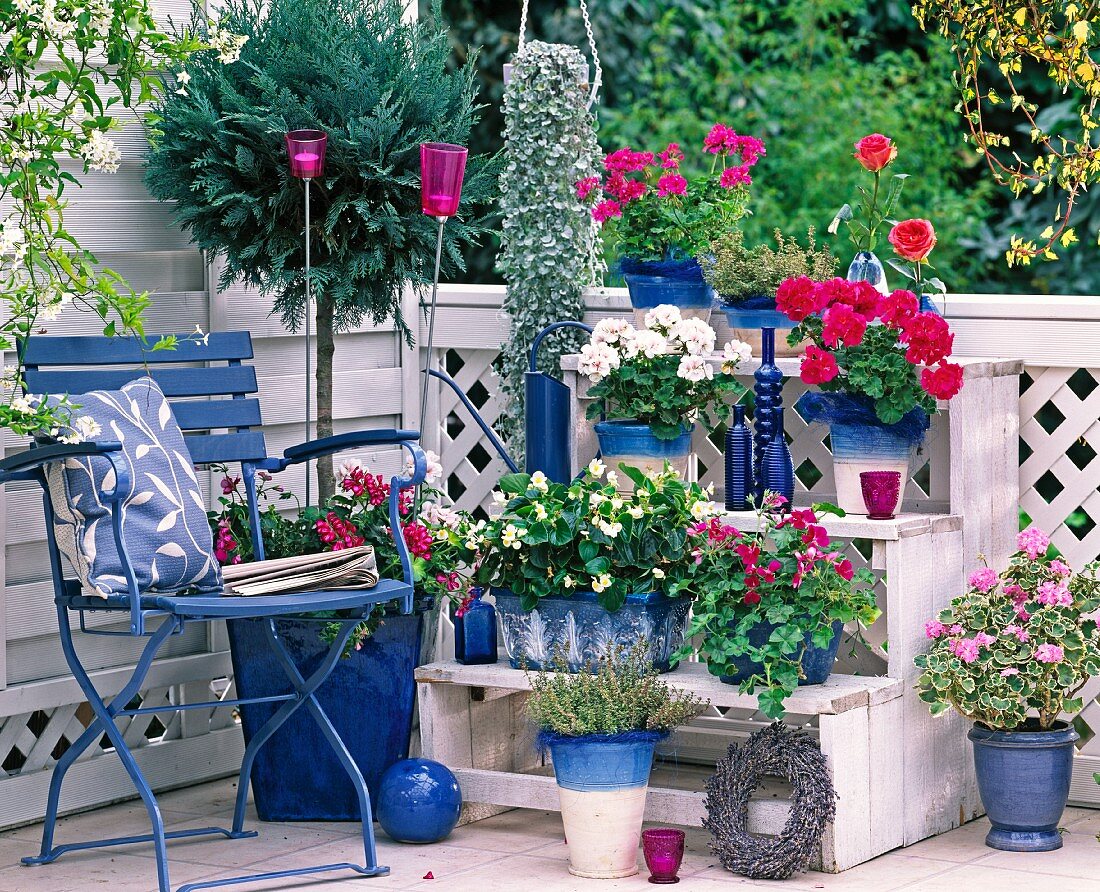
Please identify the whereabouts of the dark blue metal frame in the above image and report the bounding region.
[1,332,427,892]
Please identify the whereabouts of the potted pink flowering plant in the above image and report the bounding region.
[915,526,1100,852]
[576,124,765,324]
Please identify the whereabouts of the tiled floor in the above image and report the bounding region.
[0,778,1096,892]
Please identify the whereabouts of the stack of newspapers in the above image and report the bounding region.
[220,545,379,597]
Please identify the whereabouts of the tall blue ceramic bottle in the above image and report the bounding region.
[724,404,753,511]
[762,406,795,507]
[753,327,783,503]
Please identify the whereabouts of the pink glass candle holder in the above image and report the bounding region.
[642,828,685,884]
[420,143,467,217]
[860,470,903,520]
[285,129,327,179]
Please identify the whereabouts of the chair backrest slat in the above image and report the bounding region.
[185,432,268,465]
[24,365,258,399]
[20,332,253,366]
[168,398,262,432]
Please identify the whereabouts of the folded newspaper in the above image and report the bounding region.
[220,545,379,597]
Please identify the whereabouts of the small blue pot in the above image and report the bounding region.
[969,721,1079,852]
[720,620,844,686]
[547,733,661,792]
[494,589,690,673]
[620,257,715,312]
[594,420,693,483]
[719,295,795,330]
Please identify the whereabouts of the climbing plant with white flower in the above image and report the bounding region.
[578,305,751,440]
[0,0,244,436]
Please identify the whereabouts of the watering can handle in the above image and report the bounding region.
[517,0,603,109]
[529,321,594,373]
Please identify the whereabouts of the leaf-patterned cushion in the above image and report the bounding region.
[45,377,222,598]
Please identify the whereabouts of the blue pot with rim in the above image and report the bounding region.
[719,294,795,330]
[494,589,690,673]
[969,720,1079,852]
[620,255,714,323]
[594,420,693,485]
[720,619,845,686]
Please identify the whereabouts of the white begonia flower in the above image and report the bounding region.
[605,470,619,487]
[690,499,719,521]
[530,470,549,493]
[577,342,620,383]
[644,304,682,333]
[588,458,605,478]
[675,317,717,356]
[722,339,753,374]
[564,575,576,588]
[652,567,666,579]
[592,317,635,347]
[491,490,507,505]
[627,505,644,519]
[501,523,524,549]
[592,573,613,593]
[631,329,667,359]
[677,355,713,383]
[533,502,548,521]
[598,520,623,538]
[610,497,624,511]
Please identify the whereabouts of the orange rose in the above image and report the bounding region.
[888,218,937,263]
[853,134,897,172]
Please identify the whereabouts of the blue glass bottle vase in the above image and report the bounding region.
[724,404,753,511]
[454,588,497,665]
[753,327,783,503]
[762,406,795,507]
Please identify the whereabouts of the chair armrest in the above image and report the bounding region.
[280,430,421,467]
[0,441,123,482]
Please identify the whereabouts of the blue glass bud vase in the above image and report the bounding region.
[454,588,497,665]
[762,406,795,507]
[725,403,753,511]
[753,327,783,503]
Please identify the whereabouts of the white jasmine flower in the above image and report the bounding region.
[677,355,713,383]
[80,130,121,173]
[73,416,101,440]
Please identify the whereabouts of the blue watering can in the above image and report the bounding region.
[426,320,592,482]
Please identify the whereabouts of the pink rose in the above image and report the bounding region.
[853,133,897,172]
[888,219,937,263]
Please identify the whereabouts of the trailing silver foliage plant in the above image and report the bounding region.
[495,41,603,459]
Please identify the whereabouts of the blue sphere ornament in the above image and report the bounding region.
[377,758,462,844]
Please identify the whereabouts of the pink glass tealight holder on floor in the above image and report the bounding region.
[860,470,903,520]
[285,129,327,179]
[642,828,685,884]
[420,142,467,217]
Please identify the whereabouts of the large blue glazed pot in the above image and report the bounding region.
[969,721,1079,852]
[594,420,692,486]
[226,613,422,821]
[719,619,845,686]
[620,256,714,325]
[494,589,690,673]
[547,732,661,878]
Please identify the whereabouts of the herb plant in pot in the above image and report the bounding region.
[577,124,765,326]
[673,500,879,719]
[478,464,715,672]
[778,276,964,514]
[915,527,1100,852]
[577,310,750,483]
[527,645,706,878]
[703,227,836,358]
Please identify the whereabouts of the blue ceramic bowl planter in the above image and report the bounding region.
[719,620,845,687]
[620,256,715,321]
[969,721,1079,852]
[594,420,693,486]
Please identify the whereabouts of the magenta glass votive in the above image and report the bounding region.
[420,142,468,217]
[860,470,903,520]
[285,129,327,179]
[642,828,685,885]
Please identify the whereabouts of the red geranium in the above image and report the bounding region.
[921,362,964,400]
[900,312,954,366]
[822,303,868,348]
[800,345,840,385]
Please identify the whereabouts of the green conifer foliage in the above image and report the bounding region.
[146,0,498,498]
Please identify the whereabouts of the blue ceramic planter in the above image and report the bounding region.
[969,721,1079,852]
[594,420,693,483]
[226,613,422,821]
[620,257,715,312]
[720,620,844,686]
[377,758,462,844]
[547,733,660,792]
[494,589,690,673]
[719,296,795,330]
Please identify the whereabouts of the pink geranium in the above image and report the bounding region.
[1017,526,1051,560]
[1034,644,1064,664]
[968,567,999,592]
[657,173,688,197]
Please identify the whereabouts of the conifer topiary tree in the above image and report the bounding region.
[146,0,497,499]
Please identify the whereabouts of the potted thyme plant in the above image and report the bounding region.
[672,498,879,719]
[477,464,714,672]
[778,276,964,513]
[577,310,750,481]
[527,644,705,878]
[577,124,765,324]
[915,527,1100,852]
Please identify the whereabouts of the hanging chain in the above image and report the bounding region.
[515,0,602,108]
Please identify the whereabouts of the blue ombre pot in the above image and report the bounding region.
[969,721,1079,852]
[595,420,692,487]
[829,422,913,515]
[620,256,714,326]
[494,589,690,673]
[719,295,795,331]
[547,733,661,878]
[720,620,844,686]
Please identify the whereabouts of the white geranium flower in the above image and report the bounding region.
[644,304,682,333]
[338,457,363,479]
[577,343,620,382]
[592,317,635,347]
[631,329,667,359]
[406,449,444,484]
[675,318,717,356]
[677,355,713,383]
[721,339,753,374]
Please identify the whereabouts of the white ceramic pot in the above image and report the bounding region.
[829,422,912,515]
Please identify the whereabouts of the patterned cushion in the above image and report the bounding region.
[44,377,222,598]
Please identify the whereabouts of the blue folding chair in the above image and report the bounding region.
[0,331,426,892]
